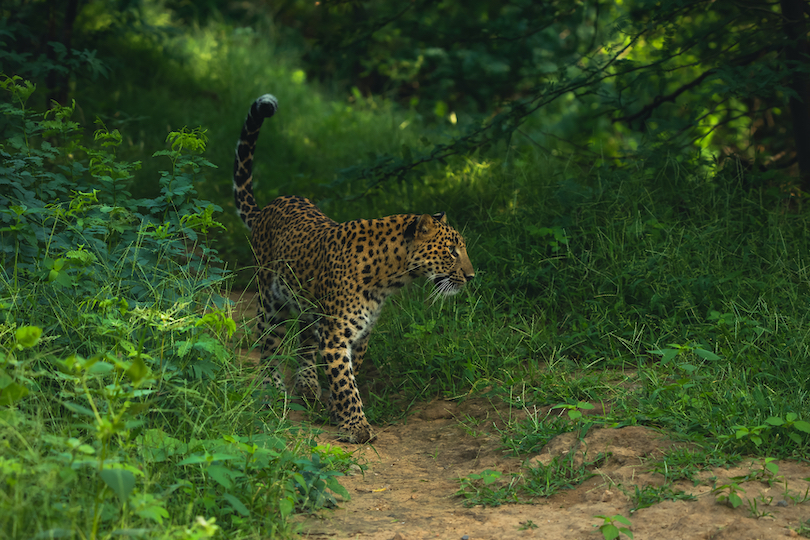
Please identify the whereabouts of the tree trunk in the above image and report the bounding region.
[781,0,810,192]
[46,0,80,106]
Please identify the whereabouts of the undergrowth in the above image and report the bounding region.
[0,76,355,540]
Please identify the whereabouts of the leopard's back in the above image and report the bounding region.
[253,195,339,302]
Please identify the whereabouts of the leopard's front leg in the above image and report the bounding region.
[321,342,374,444]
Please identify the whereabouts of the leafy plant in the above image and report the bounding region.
[552,401,597,422]
[648,342,722,372]
[719,417,810,451]
[746,494,774,519]
[518,520,538,530]
[783,477,810,506]
[456,469,511,507]
[764,414,810,445]
[712,481,746,509]
[739,457,781,486]
[594,514,634,540]
[795,519,810,539]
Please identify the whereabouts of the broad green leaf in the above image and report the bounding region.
[0,382,29,405]
[139,428,187,462]
[793,421,810,433]
[326,476,350,500]
[134,502,169,524]
[178,454,211,466]
[86,361,114,375]
[108,528,153,537]
[278,497,294,518]
[207,465,234,489]
[32,529,74,539]
[62,401,96,417]
[15,326,42,349]
[649,348,678,364]
[613,515,632,527]
[178,452,240,466]
[254,434,287,451]
[694,348,721,361]
[126,356,150,384]
[481,470,501,485]
[765,416,784,426]
[100,468,136,503]
[223,493,250,516]
[600,524,620,540]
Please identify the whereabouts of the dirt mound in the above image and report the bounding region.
[299,399,810,540]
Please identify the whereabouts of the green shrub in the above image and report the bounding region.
[0,75,354,539]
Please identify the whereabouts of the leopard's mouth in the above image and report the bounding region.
[432,275,463,297]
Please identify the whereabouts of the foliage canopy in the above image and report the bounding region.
[281,0,810,192]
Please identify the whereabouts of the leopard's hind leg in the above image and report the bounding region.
[256,280,290,391]
[293,314,322,401]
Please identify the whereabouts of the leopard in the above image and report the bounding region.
[232,94,475,444]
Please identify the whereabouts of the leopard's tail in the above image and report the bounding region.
[233,94,278,231]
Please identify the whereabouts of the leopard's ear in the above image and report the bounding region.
[404,217,419,239]
[405,214,438,239]
[432,212,447,224]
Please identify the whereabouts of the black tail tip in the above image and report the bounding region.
[253,94,278,119]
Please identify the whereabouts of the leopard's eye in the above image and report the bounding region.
[449,245,458,257]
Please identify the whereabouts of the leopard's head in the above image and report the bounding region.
[406,213,475,297]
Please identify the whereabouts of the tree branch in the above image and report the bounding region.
[613,68,716,128]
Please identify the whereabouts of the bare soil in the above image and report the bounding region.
[229,291,810,540]
[296,399,810,540]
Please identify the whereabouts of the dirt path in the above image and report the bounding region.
[298,399,810,540]
[228,291,810,539]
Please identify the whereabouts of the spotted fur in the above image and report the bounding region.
[233,94,475,443]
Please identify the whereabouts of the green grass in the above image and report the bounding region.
[456,451,605,507]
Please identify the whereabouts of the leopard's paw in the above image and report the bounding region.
[294,370,322,402]
[337,419,376,444]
